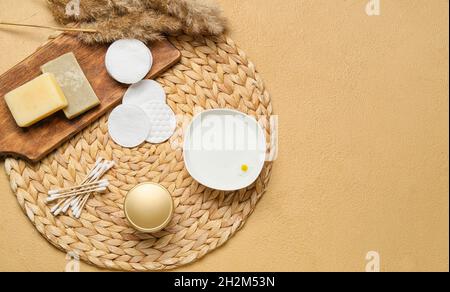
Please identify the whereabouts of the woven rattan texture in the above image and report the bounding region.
[4,35,273,271]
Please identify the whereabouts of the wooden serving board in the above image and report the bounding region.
[0,34,181,162]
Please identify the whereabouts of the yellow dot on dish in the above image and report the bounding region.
[241,164,249,172]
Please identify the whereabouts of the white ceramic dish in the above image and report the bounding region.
[183,109,266,191]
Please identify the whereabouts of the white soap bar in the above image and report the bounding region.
[140,101,177,144]
[123,80,166,105]
[105,39,153,84]
[108,104,151,148]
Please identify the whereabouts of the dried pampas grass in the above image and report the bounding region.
[47,0,226,44]
[79,11,183,44]
[144,0,227,35]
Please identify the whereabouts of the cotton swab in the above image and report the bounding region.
[72,161,116,218]
[50,199,66,213]
[61,199,73,214]
[46,182,109,203]
[54,158,105,210]
[48,179,109,196]
[70,196,82,208]
[65,159,113,216]
[48,158,114,217]
[47,187,108,202]
[64,159,112,207]
[47,186,108,203]
[47,180,109,200]
[74,195,90,218]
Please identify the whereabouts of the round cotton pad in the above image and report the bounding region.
[123,80,166,105]
[140,102,177,144]
[105,39,153,84]
[108,104,151,148]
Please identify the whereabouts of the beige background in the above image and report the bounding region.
[0,0,448,272]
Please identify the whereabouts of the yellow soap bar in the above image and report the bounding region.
[4,73,68,127]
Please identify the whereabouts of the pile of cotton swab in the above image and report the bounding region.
[46,158,115,218]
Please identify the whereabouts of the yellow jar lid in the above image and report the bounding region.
[124,182,174,233]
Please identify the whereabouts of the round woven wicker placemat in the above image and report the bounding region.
[4,35,273,271]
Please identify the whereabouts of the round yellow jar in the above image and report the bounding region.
[124,183,174,233]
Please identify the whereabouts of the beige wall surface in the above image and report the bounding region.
[0,0,448,272]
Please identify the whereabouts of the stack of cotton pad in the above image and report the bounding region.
[108,80,177,148]
[106,39,177,148]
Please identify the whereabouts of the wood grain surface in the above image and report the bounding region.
[0,34,181,162]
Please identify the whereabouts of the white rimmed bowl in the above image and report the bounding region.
[183,109,266,191]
